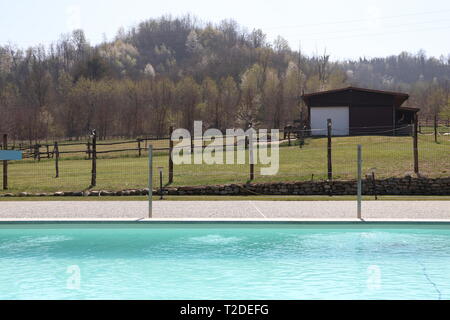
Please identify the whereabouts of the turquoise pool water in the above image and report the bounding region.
[1,223,450,300]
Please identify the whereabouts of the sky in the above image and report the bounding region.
[0,0,449,60]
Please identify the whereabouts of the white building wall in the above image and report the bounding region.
[310,106,350,136]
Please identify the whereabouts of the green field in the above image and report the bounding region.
[1,134,449,194]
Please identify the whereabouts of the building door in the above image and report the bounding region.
[310,106,350,136]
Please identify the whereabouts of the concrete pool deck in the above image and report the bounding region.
[0,200,449,221]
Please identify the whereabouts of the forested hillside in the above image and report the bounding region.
[0,15,449,142]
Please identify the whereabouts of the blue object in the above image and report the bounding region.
[0,222,450,300]
[0,150,22,160]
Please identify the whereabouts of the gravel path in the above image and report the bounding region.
[0,201,449,220]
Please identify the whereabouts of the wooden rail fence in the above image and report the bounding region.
[0,121,435,191]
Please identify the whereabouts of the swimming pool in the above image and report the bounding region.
[1,222,450,300]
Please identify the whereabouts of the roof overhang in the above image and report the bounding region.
[302,86,409,108]
[398,106,420,113]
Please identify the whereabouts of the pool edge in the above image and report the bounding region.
[2,218,450,225]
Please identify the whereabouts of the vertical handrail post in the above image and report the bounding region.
[413,115,419,175]
[159,168,163,200]
[2,134,7,190]
[357,144,362,220]
[327,119,332,180]
[148,145,153,218]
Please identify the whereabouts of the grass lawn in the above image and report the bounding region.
[1,134,449,194]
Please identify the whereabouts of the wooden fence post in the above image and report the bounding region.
[87,141,91,159]
[413,115,419,175]
[46,144,50,159]
[327,119,332,180]
[54,141,59,178]
[138,139,142,157]
[2,134,7,190]
[91,129,97,187]
[372,171,378,200]
[299,126,305,148]
[169,126,174,184]
[33,144,41,161]
[434,114,438,143]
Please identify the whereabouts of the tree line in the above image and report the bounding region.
[0,15,449,143]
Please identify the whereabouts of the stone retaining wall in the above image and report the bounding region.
[1,177,449,197]
[165,177,450,196]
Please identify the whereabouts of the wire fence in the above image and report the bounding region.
[1,125,449,195]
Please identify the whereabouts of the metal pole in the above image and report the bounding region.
[327,119,332,180]
[413,115,419,174]
[159,169,163,200]
[3,134,8,190]
[148,145,153,218]
[249,130,255,181]
[357,144,362,220]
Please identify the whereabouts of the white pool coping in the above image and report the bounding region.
[2,218,450,224]
[0,200,449,222]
